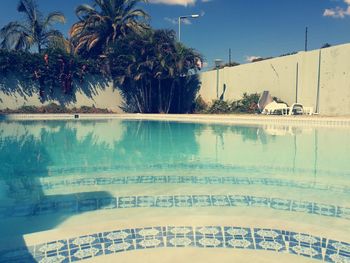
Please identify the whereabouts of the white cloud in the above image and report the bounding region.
[149,0,213,6]
[164,17,192,25]
[149,0,196,6]
[164,17,177,24]
[246,56,262,62]
[323,0,350,18]
[202,62,209,68]
[182,18,192,24]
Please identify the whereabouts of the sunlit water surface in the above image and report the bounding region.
[0,119,349,262]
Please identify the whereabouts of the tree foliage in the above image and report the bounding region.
[70,0,149,56]
[108,30,202,113]
[0,0,66,53]
[0,0,204,113]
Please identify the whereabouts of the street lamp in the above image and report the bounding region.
[215,59,223,99]
[178,14,200,42]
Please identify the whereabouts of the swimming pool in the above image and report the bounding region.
[0,118,349,262]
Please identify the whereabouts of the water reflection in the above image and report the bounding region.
[197,123,349,180]
[0,120,349,182]
[0,120,203,178]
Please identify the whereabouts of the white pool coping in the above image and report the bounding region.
[1,113,350,127]
[84,248,316,263]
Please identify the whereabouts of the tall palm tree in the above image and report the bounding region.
[152,30,177,113]
[108,29,202,114]
[109,31,154,112]
[0,0,66,53]
[70,0,149,56]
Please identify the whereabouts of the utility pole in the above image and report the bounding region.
[214,59,223,99]
[295,63,299,103]
[316,50,322,113]
[229,48,232,65]
[305,27,308,52]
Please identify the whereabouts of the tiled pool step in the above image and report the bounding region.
[34,175,350,194]
[3,175,346,195]
[12,163,348,178]
[0,226,349,262]
[1,194,349,220]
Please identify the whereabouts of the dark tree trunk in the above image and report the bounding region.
[158,78,162,113]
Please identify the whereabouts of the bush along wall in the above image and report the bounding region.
[0,48,108,104]
[198,93,261,114]
[0,103,112,114]
[195,93,285,114]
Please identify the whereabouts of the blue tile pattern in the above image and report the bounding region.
[34,175,350,194]
[1,226,349,262]
[1,194,349,222]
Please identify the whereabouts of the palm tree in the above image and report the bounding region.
[0,0,66,53]
[70,0,149,56]
[152,30,177,113]
[108,29,202,114]
[109,31,154,112]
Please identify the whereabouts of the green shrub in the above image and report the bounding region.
[75,105,110,113]
[231,93,260,113]
[0,103,112,114]
[200,92,269,114]
[207,100,231,114]
[41,103,67,113]
[17,105,40,113]
[194,95,208,113]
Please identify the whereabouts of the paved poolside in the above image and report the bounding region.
[1,113,350,127]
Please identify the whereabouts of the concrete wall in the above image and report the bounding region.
[0,78,124,113]
[200,43,350,116]
[1,43,350,115]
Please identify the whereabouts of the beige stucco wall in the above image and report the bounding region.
[1,43,349,115]
[0,80,124,113]
[200,43,350,116]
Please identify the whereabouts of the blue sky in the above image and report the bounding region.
[1,0,350,69]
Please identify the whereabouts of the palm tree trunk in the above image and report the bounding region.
[139,81,145,112]
[166,80,175,113]
[177,79,182,113]
[133,94,142,113]
[158,78,162,113]
[142,78,148,113]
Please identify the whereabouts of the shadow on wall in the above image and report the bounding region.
[0,74,111,106]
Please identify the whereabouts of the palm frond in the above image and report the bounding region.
[1,0,66,52]
[70,0,149,55]
[14,33,31,50]
[123,9,149,22]
[43,29,64,42]
[44,12,66,27]
[0,22,31,50]
[87,35,101,50]
[17,0,41,26]
[76,4,96,20]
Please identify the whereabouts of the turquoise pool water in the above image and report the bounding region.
[0,119,349,262]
